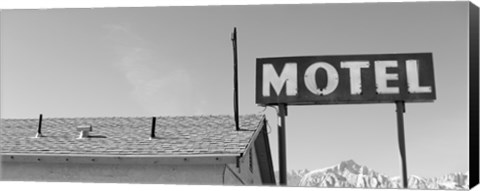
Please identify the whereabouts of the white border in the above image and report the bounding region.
[0,0,469,9]
[0,1,478,191]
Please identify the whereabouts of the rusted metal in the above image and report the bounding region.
[232,27,240,131]
[396,101,408,188]
[256,53,436,106]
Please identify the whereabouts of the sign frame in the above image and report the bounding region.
[256,53,436,106]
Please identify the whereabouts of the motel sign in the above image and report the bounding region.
[256,53,436,105]
[255,53,436,187]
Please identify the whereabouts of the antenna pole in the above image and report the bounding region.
[232,27,240,131]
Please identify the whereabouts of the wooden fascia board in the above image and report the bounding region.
[1,153,239,165]
[254,118,276,184]
[239,115,266,160]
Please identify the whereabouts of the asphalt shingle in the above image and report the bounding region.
[0,114,264,156]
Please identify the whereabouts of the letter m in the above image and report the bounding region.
[262,63,297,97]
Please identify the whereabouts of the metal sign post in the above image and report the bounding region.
[278,104,288,185]
[395,101,408,188]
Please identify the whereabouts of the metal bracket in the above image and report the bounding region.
[236,156,240,168]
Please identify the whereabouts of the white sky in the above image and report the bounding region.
[0,0,475,180]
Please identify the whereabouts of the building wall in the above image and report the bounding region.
[1,161,226,184]
[1,150,265,185]
[250,146,264,184]
[223,166,243,185]
[224,146,263,185]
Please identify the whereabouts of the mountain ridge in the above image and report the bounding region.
[276,160,468,190]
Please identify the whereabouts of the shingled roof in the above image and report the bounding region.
[0,114,265,156]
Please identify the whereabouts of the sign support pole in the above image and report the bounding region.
[395,101,408,188]
[278,104,288,185]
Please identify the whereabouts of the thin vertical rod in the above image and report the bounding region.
[232,27,240,131]
[151,117,156,139]
[278,104,287,185]
[37,114,43,135]
[395,101,408,188]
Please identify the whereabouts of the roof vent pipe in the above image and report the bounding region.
[77,125,92,139]
[150,117,156,140]
[35,114,43,138]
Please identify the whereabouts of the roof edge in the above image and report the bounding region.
[1,153,239,165]
[239,114,266,158]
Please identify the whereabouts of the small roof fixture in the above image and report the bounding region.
[77,125,92,139]
[150,116,156,140]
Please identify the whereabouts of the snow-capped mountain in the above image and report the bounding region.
[295,160,468,190]
[425,171,469,190]
[299,160,394,188]
[274,169,310,186]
